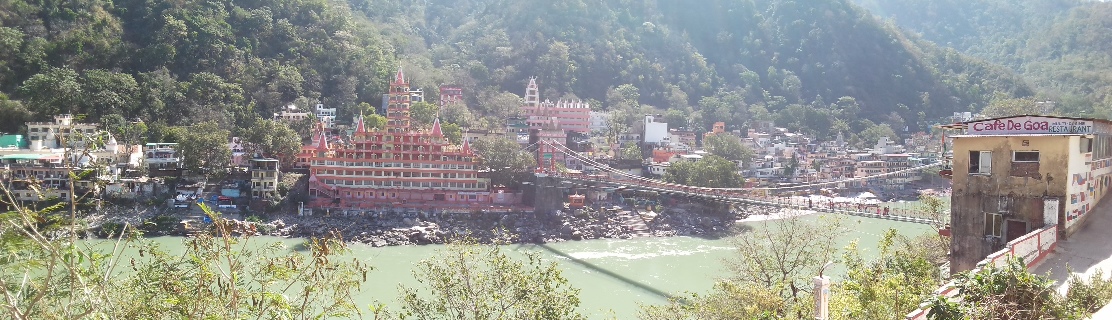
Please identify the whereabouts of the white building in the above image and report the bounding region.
[589,111,610,133]
[27,114,100,150]
[315,104,337,128]
[643,115,669,144]
[273,104,310,123]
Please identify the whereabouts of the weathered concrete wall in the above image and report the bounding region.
[532,176,566,215]
[950,136,1069,273]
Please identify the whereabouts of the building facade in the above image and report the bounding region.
[250,158,279,199]
[521,78,590,134]
[303,69,492,210]
[948,115,1112,273]
[439,85,463,107]
[315,104,337,129]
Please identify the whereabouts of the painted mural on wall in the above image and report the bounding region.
[1068,158,1112,229]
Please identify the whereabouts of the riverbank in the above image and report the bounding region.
[246,203,748,247]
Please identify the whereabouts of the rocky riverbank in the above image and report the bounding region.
[236,203,740,247]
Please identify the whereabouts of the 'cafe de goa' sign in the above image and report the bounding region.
[967,116,1094,135]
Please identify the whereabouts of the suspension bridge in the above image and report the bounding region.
[536,140,946,225]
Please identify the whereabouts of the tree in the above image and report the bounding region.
[409,101,438,126]
[242,119,301,164]
[640,281,787,320]
[441,101,474,127]
[982,95,1039,118]
[478,91,522,119]
[364,114,387,131]
[177,121,232,174]
[663,108,691,129]
[831,230,941,319]
[641,214,848,319]
[0,154,368,319]
[442,122,462,144]
[17,67,82,118]
[471,137,536,187]
[663,155,744,188]
[730,213,847,294]
[926,257,1106,320]
[621,144,643,161]
[782,154,800,178]
[858,124,898,148]
[397,241,585,320]
[0,97,31,134]
[101,114,148,157]
[704,134,754,167]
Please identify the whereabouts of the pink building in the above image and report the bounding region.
[438,85,463,107]
[521,78,590,134]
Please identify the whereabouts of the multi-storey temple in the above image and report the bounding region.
[519,78,591,170]
[302,69,491,210]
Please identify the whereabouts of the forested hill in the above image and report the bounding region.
[354,0,1031,137]
[0,0,1032,141]
[851,0,1112,119]
[0,0,396,134]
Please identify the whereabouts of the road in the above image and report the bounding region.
[1033,197,1112,296]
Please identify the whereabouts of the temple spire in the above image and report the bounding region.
[394,68,405,84]
[316,128,329,150]
[431,117,443,137]
[461,137,471,154]
[355,113,366,134]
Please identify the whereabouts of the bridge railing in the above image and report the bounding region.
[903,225,1058,320]
[554,172,940,222]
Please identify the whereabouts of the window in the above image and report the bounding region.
[984,212,1003,237]
[969,151,992,175]
[1012,151,1040,162]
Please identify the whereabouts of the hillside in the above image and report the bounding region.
[358,0,1031,139]
[0,0,1034,142]
[852,0,1112,119]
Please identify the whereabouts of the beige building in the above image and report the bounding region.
[948,115,1112,273]
[250,158,280,199]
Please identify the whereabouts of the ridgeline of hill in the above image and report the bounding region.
[0,0,1035,143]
[853,0,1112,119]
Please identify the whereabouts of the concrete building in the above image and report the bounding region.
[273,104,310,123]
[643,115,669,145]
[145,143,184,177]
[589,111,610,133]
[250,158,279,199]
[303,69,492,209]
[438,85,463,107]
[948,115,1112,273]
[522,78,591,134]
[27,114,100,150]
[315,104,337,129]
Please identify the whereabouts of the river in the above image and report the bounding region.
[100,211,935,318]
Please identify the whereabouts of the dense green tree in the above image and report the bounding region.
[704,134,754,167]
[442,122,462,144]
[663,155,743,188]
[177,121,232,174]
[441,101,474,128]
[471,137,536,188]
[242,119,301,164]
[409,101,437,126]
[620,144,643,161]
[0,97,30,134]
[396,241,585,319]
[832,230,941,319]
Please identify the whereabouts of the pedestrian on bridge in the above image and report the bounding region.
[883,206,890,216]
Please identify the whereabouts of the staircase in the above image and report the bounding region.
[617,210,653,237]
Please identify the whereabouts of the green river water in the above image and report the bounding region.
[96,212,935,318]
